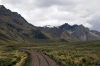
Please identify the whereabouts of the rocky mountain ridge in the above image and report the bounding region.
[0,5,48,43]
[59,23,100,41]
[0,5,100,43]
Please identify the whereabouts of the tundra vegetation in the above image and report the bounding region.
[0,40,100,66]
[21,40,100,66]
[0,45,28,66]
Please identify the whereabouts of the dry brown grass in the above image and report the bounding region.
[0,45,28,66]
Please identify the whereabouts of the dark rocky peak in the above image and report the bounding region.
[76,24,85,30]
[0,5,12,16]
[62,23,70,27]
[70,24,78,30]
[0,5,27,23]
[0,5,5,9]
[59,23,78,31]
[74,24,90,34]
[78,24,89,31]
[0,5,8,11]
[79,24,84,28]
[73,24,79,27]
[0,5,18,16]
[59,23,70,29]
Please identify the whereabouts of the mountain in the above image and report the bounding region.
[0,5,100,43]
[0,5,48,44]
[59,23,79,31]
[59,23,100,41]
[37,23,100,41]
[37,26,79,42]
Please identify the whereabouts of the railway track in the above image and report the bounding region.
[40,54,51,66]
[35,53,40,66]
[20,49,59,66]
[35,52,51,66]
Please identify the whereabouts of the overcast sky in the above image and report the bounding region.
[0,0,100,31]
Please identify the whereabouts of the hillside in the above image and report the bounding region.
[37,27,79,42]
[37,23,100,41]
[0,5,48,44]
[59,23,100,41]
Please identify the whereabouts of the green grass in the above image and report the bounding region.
[22,40,100,66]
[0,45,28,66]
[0,40,100,66]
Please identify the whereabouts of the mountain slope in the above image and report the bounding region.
[37,27,79,42]
[0,5,48,43]
[59,23,100,41]
[37,23,100,41]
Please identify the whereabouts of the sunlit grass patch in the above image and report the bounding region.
[0,45,28,66]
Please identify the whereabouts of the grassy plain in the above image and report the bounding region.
[21,40,100,66]
[0,40,100,66]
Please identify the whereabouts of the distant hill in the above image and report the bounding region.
[37,23,100,41]
[59,23,100,41]
[37,26,79,42]
[0,5,100,43]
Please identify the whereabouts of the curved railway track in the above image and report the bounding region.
[21,49,59,66]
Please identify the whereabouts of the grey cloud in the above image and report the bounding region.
[32,0,78,8]
[1,0,21,5]
[1,0,100,31]
[89,21,100,31]
[88,15,100,31]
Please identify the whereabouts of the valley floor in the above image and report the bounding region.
[21,40,100,66]
[0,40,100,66]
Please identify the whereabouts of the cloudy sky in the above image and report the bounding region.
[0,0,100,31]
